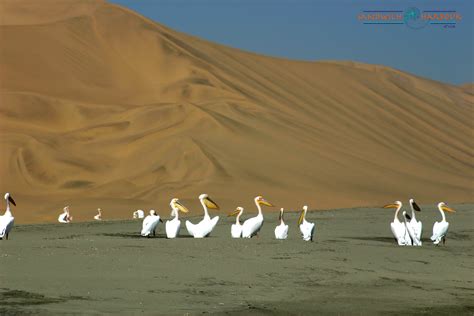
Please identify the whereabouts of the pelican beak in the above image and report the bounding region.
[204,197,220,210]
[278,211,282,221]
[228,208,241,217]
[175,201,189,213]
[259,198,274,207]
[298,209,305,225]
[412,201,421,212]
[383,204,398,209]
[8,196,16,206]
[441,205,455,213]
[159,218,163,223]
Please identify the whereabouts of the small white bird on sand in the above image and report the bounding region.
[0,193,17,240]
[166,198,189,239]
[241,196,274,238]
[228,207,244,238]
[58,206,72,223]
[274,208,288,240]
[141,210,162,237]
[133,209,145,219]
[298,205,315,241]
[431,202,455,245]
[384,201,411,246]
[94,208,102,221]
[185,194,220,238]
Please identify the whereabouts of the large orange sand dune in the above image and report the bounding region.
[0,0,472,223]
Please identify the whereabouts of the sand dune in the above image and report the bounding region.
[0,0,473,223]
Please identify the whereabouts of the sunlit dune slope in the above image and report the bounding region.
[0,0,472,223]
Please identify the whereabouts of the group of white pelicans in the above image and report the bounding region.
[0,193,455,245]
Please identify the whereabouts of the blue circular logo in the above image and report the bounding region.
[404,7,428,29]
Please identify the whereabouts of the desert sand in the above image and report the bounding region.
[1,204,473,314]
[0,0,472,223]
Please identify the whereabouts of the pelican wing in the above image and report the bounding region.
[0,216,14,238]
[241,216,263,238]
[431,221,449,244]
[165,218,180,239]
[141,216,161,236]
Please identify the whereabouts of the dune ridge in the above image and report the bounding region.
[0,0,472,223]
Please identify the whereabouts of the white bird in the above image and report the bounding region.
[185,194,220,238]
[0,193,16,240]
[431,202,455,245]
[384,201,411,245]
[133,209,145,219]
[407,198,422,245]
[241,196,274,238]
[58,206,72,223]
[298,205,315,241]
[165,198,189,239]
[94,208,102,221]
[274,208,289,240]
[228,207,244,238]
[402,211,416,246]
[141,210,163,237]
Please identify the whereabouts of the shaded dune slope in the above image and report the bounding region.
[0,1,472,223]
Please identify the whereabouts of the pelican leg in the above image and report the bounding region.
[443,236,446,245]
[6,234,8,240]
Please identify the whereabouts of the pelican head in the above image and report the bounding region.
[438,202,455,213]
[199,193,220,210]
[150,210,156,216]
[409,198,421,212]
[171,198,189,213]
[255,196,274,207]
[298,205,308,225]
[63,206,70,212]
[228,206,243,217]
[4,193,16,206]
[384,201,402,209]
[279,208,284,221]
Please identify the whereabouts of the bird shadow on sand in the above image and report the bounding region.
[342,237,433,244]
[98,232,194,239]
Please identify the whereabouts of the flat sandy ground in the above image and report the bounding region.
[1,205,473,315]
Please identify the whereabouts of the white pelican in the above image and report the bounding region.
[408,198,422,245]
[0,193,16,240]
[58,206,72,223]
[185,194,220,238]
[402,211,415,246]
[274,208,288,240]
[241,196,273,238]
[94,208,102,221]
[298,205,315,241]
[384,201,411,245]
[431,202,455,245]
[133,209,145,219]
[228,207,244,238]
[165,198,189,239]
[141,210,162,237]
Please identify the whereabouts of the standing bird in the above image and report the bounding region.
[165,198,189,239]
[228,207,244,238]
[274,208,289,240]
[0,193,16,240]
[133,209,145,219]
[384,201,411,245]
[58,206,72,223]
[94,208,102,221]
[185,194,220,238]
[402,211,415,246]
[408,198,422,244]
[431,202,455,245]
[298,205,315,241]
[242,196,274,238]
[141,210,163,237]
